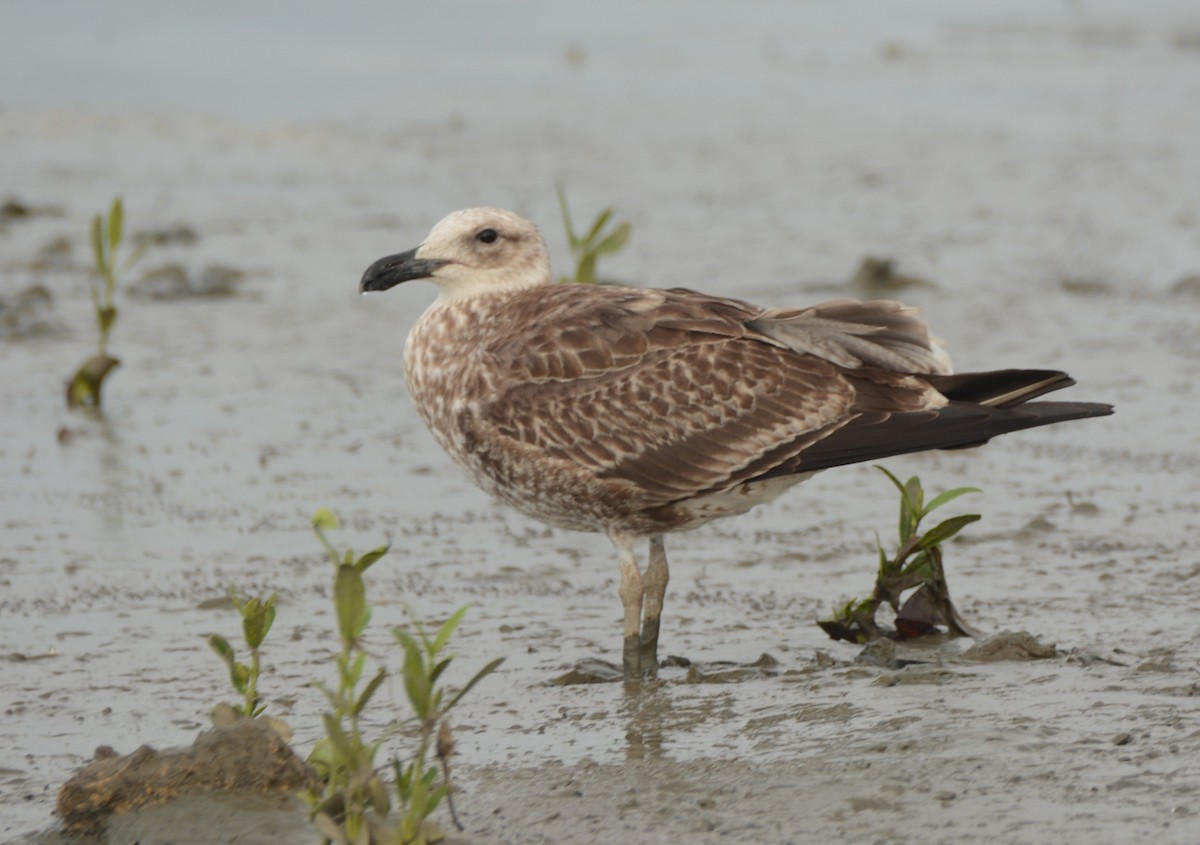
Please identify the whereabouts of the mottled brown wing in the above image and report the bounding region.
[467,285,861,509]
[481,335,855,507]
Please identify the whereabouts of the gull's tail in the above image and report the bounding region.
[788,369,1113,473]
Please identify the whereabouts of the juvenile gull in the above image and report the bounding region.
[360,207,1112,680]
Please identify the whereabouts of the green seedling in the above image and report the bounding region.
[207,589,277,718]
[819,466,982,643]
[389,609,504,843]
[555,184,631,284]
[305,508,503,845]
[66,196,150,412]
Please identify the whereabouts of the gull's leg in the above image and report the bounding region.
[609,529,644,680]
[639,535,669,677]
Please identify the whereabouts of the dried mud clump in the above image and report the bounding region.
[56,718,319,836]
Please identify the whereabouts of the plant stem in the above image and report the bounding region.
[247,647,260,715]
[314,525,342,568]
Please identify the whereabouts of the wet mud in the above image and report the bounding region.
[3,1,1200,843]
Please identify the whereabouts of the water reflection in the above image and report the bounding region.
[622,680,669,761]
[620,679,742,763]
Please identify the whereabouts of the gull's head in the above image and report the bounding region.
[359,207,552,301]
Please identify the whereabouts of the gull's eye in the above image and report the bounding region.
[476,228,498,244]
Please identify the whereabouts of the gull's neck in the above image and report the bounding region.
[431,270,554,306]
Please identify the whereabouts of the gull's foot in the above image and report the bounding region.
[623,633,641,680]
[638,617,661,679]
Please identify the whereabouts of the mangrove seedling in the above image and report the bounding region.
[207,589,277,718]
[555,184,631,285]
[819,466,982,644]
[66,196,150,412]
[388,607,504,842]
[305,508,503,845]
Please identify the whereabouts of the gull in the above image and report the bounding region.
[359,207,1112,680]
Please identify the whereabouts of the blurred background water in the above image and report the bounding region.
[3,0,1196,126]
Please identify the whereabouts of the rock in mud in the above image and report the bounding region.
[56,718,318,836]
[685,653,779,683]
[1059,277,1114,296]
[0,196,64,226]
[962,631,1057,662]
[849,257,935,294]
[128,262,244,299]
[132,223,200,246]
[854,638,936,670]
[0,284,59,338]
[29,235,74,271]
[550,658,625,684]
[1170,274,1200,297]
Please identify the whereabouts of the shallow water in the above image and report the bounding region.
[3,1,1200,842]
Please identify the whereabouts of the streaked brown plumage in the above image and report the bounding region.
[360,207,1112,679]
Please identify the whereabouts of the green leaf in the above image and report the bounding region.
[322,712,355,760]
[107,197,124,253]
[227,586,245,613]
[90,213,106,275]
[313,812,349,845]
[409,767,429,818]
[231,661,251,695]
[583,208,614,245]
[903,475,924,523]
[312,507,341,531]
[393,626,417,654]
[914,513,982,552]
[352,668,387,717]
[207,634,235,667]
[241,595,276,650]
[876,466,922,540]
[875,465,906,496]
[366,771,391,816]
[121,235,152,274]
[923,486,982,515]
[313,680,341,712]
[445,656,505,711]
[334,563,367,643]
[260,595,277,638]
[400,635,431,719]
[593,220,631,255]
[431,606,469,654]
[428,657,452,688]
[97,305,118,336]
[355,544,389,572]
[399,809,419,843]
[306,736,334,773]
[556,184,578,248]
[900,549,935,580]
[348,650,367,687]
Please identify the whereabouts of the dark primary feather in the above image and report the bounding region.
[784,398,1113,475]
